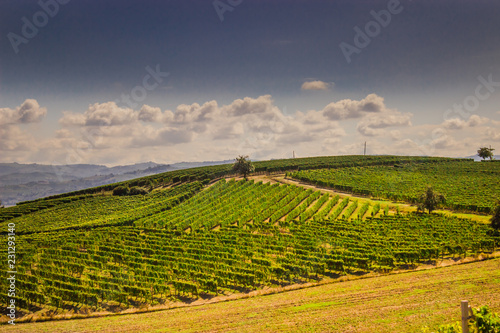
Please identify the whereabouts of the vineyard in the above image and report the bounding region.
[0,182,202,234]
[2,169,499,320]
[14,155,460,204]
[289,160,500,213]
[1,212,497,315]
[0,155,498,324]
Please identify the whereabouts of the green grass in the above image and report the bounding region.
[286,300,340,311]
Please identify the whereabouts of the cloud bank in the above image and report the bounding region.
[1,94,497,165]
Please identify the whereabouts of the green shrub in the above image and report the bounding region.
[429,305,500,333]
[436,322,460,333]
[112,185,129,196]
[474,305,500,332]
[129,186,149,195]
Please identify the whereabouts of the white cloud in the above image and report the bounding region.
[0,125,36,151]
[390,130,402,140]
[138,105,164,123]
[7,93,498,165]
[357,112,412,136]
[301,80,330,91]
[59,112,86,126]
[222,95,275,117]
[442,114,489,130]
[0,99,47,125]
[83,102,136,126]
[322,93,387,120]
[295,109,328,125]
[125,125,196,148]
[173,100,219,123]
[431,134,457,149]
[213,122,244,140]
[486,128,500,141]
[55,129,73,139]
[50,94,411,163]
[60,102,136,126]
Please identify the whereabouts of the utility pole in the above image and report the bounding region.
[293,150,296,158]
[364,142,366,156]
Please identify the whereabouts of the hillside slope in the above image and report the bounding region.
[0,155,497,328]
[3,258,499,333]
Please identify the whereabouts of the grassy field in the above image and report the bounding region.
[2,257,499,333]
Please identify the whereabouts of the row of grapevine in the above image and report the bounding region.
[18,155,464,204]
[3,209,497,316]
[290,161,499,213]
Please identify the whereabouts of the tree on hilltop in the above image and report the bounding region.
[477,146,495,161]
[232,155,254,180]
[417,187,446,214]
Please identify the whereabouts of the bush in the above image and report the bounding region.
[428,305,500,333]
[112,186,129,196]
[474,305,500,332]
[129,186,149,195]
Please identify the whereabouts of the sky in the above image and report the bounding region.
[0,0,499,166]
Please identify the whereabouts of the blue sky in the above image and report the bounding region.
[1,0,499,165]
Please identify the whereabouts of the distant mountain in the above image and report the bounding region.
[0,163,108,178]
[0,159,233,206]
[464,155,500,161]
[168,160,234,169]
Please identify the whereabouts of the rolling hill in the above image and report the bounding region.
[0,155,498,331]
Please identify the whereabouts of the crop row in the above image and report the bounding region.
[2,210,497,314]
[0,182,202,234]
[18,155,464,204]
[290,161,499,213]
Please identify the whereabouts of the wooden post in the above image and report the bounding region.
[461,300,469,333]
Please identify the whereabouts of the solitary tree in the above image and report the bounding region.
[417,187,446,214]
[491,201,500,230]
[477,147,495,161]
[232,155,254,180]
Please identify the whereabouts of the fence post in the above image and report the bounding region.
[461,300,469,333]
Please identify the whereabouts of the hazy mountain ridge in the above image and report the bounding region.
[465,155,500,161]
[0,160,234,206]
